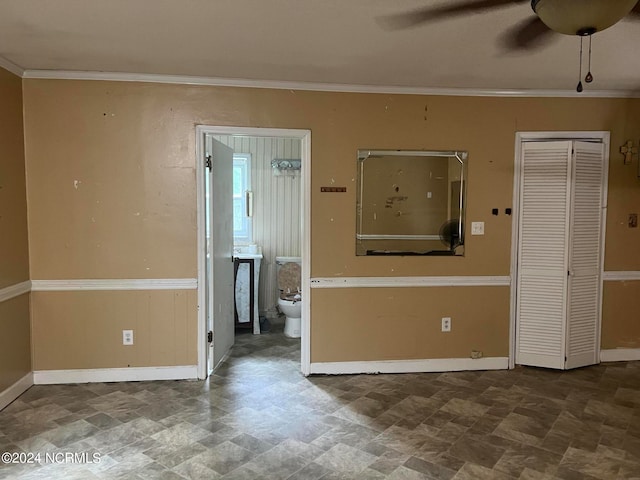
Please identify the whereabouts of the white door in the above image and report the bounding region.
[515,140,606,370]
[565,141,605,369]
[206,137,235,374]
[516,141,572,369]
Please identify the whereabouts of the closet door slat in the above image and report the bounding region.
[565,141,605,369]
[516,141,572,369]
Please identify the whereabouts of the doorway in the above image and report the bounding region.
[509,131,609,370]
[196,126,311,379]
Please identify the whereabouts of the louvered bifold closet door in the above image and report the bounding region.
[516,141,572,369]
[565,141,605,369]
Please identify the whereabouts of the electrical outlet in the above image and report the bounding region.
[471,222,485,235]
[471,350,483,359]
[122,330,134,345]
[441,317,451,332]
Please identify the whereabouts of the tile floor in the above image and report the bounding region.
[1,318,640,479]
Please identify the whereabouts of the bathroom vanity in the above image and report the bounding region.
[233,248,262,334]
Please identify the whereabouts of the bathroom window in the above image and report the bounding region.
[233,153,252,243]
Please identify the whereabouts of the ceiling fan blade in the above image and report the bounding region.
[377,0,528,30]
[498,16,557,51]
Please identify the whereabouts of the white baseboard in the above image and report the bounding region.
[600,348,640,363]
[0,372,34,411]
[33,365,198,384]
[309,357,509,375]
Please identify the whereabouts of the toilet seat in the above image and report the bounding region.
[277,262,301,294]
[279,292,301,302]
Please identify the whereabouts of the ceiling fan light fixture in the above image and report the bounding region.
[532,0,637,35]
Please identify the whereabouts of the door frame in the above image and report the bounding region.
[509,131,610,369]
[196,126,312,379]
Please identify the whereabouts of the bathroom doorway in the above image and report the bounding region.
[196,126,311,379]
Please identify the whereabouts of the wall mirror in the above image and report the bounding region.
[356,149,467,256]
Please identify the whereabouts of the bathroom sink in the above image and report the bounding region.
[233,245,263,259]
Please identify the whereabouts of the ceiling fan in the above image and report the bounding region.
[378,0,640,91]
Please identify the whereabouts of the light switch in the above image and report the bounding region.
[471,222,485,235]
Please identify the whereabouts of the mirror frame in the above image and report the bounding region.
[356,149,468,256]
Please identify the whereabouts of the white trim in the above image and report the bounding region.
[602,271,640,281]
[21,69,640,99]
[309,357,509,375]
[509,131,610,369]
[195,126,312,380]
[0,373,33,411]
[0,56,24,77]
[600,348,640,363]
[310,276,511,288]
[597,139,611,365]
[33,366,197,384]
[0,281,31,302]
[196,126,207,380]
[301,131,312,376]
[509,135,524,369]
[356,234,441,241]
[30,278,196,291]
[518,132,611,141]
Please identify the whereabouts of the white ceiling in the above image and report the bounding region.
[1,0,639,94]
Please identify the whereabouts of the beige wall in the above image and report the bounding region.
[22,79,640,369]
[31,290,197,370]
[0,296,31,390]
[311,287,510,362]
[0,67,31,391]
[601,281,640,350]
[0,69,29,288]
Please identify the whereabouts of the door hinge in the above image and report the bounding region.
[207,331,213,343]
[205,155,212,171]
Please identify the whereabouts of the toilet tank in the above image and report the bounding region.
[275,257,301,294]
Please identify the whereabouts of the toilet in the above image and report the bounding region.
[276,256,302,338]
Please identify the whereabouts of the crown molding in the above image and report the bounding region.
[21,69,640,99]
[0,56,24,77]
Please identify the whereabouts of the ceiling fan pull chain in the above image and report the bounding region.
[585,35,594,83]
[576,36,584,93]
